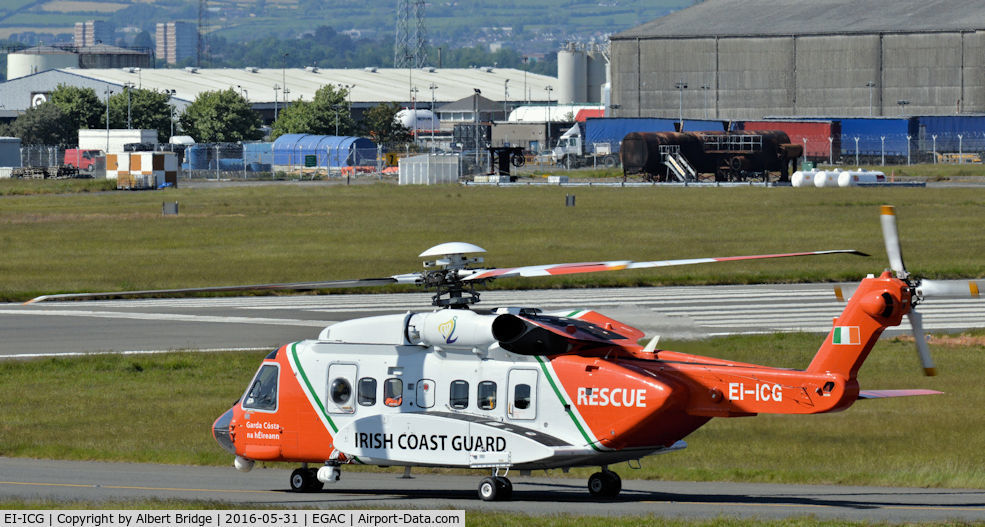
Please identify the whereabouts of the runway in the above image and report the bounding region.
[1,457,983,522]
[3,283,984,357]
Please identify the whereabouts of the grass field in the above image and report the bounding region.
[1,181,984,302]
[1,331,982,489]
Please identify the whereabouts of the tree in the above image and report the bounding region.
[359,102,410,147]
[4,103,75,145]
[132,30,153,50]
[179,89,263,143]
[49,84,105,133]
[108,88,176,142]
[270,84,354,139]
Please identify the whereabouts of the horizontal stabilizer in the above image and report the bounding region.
[858,389,943,399]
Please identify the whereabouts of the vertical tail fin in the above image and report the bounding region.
[807,271,911,379]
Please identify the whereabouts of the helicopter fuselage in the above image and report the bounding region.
[212,272,910,482]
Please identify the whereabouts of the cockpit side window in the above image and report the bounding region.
[243,364,279,411]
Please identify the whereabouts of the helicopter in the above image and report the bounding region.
[27,206,981,501]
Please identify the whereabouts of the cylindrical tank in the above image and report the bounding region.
[813,170,839,187]
[396,109,439,131]
[585,45,608,104]
[838,170,886,187]
[556,43,587,104]
[791,169,818,187]
[7,46,79,81]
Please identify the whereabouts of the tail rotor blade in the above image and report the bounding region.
[906,309,937,376]
[833,283,858,303]
[880,205,907,278]
[916,279,983,299]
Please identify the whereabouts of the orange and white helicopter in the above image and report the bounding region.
[28,206,981,501]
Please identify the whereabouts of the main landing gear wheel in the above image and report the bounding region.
[290,467,324,492]
[587,470,621,498]
[477,476,513,501]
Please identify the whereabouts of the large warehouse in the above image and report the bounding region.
[609,0,985,120]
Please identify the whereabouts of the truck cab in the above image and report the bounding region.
[551,125,583,166]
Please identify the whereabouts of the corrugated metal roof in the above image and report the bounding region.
[53,66,558,106]
[613,0,985,39]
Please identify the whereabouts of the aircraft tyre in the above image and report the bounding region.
[478,476,512,501]
[587,470,621,498]
[290,468,324,492]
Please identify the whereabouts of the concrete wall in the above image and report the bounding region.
[611,30,985,119]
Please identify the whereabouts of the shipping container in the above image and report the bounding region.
[837,118,916,157]
[916,115,985,154]
[739,121,840,161]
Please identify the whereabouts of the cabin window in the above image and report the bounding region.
[478,381,497,410]
[450,380,469,409]
[357,377,377,406]
[330,378,352,405]
[513,383,531,410]
[243,364,278,411]
[384,377,403,407]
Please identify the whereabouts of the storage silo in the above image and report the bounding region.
[556,43,587,104]
[586,45,608,104]
[7,46,79,80]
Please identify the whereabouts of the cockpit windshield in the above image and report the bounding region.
[243,364,279,411]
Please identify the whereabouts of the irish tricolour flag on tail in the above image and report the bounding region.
[832,326,861,345]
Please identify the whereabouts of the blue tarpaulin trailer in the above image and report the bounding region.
[272,134,377,168]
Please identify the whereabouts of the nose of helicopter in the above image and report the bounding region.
[212,407,236,455]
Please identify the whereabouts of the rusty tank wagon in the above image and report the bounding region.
[620,130,803,182]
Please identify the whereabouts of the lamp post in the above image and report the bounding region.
[545,84,553,152]
[282,53,289,105]
[675,79,687,129]
[503,79,509,120]
[429,82,438,153]
[165,89,176,140]
[906,134,911,165]
[897,99,909,116]
[958,134,964,163]
[881,136,885,166]
[932,134,937,163]
[123,82,134,130]
[273,84,280,120]
[473,88,482,169]
[854,136,860,166]
[104,86,112,152]
[865,81,876,116]
[802,137,808,167]
[522,56,528,103]
[700,84,711,119]
[827,136,833,165]
[410,86,419,144]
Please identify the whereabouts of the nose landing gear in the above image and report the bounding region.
[289,466,324,492]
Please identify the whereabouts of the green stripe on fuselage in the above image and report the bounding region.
[534,355,602,451]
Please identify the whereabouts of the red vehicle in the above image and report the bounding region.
[63,149,102,170]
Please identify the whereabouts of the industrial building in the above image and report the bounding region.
[0,66,561,126]
[609,0,985,119]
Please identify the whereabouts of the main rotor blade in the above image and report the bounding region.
[460,249,868,282]
[880,205,907,278]
[907,309,937,376]
[916,279,983,299]
[24,277,402,304]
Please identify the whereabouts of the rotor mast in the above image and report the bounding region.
[418,242,487,308]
